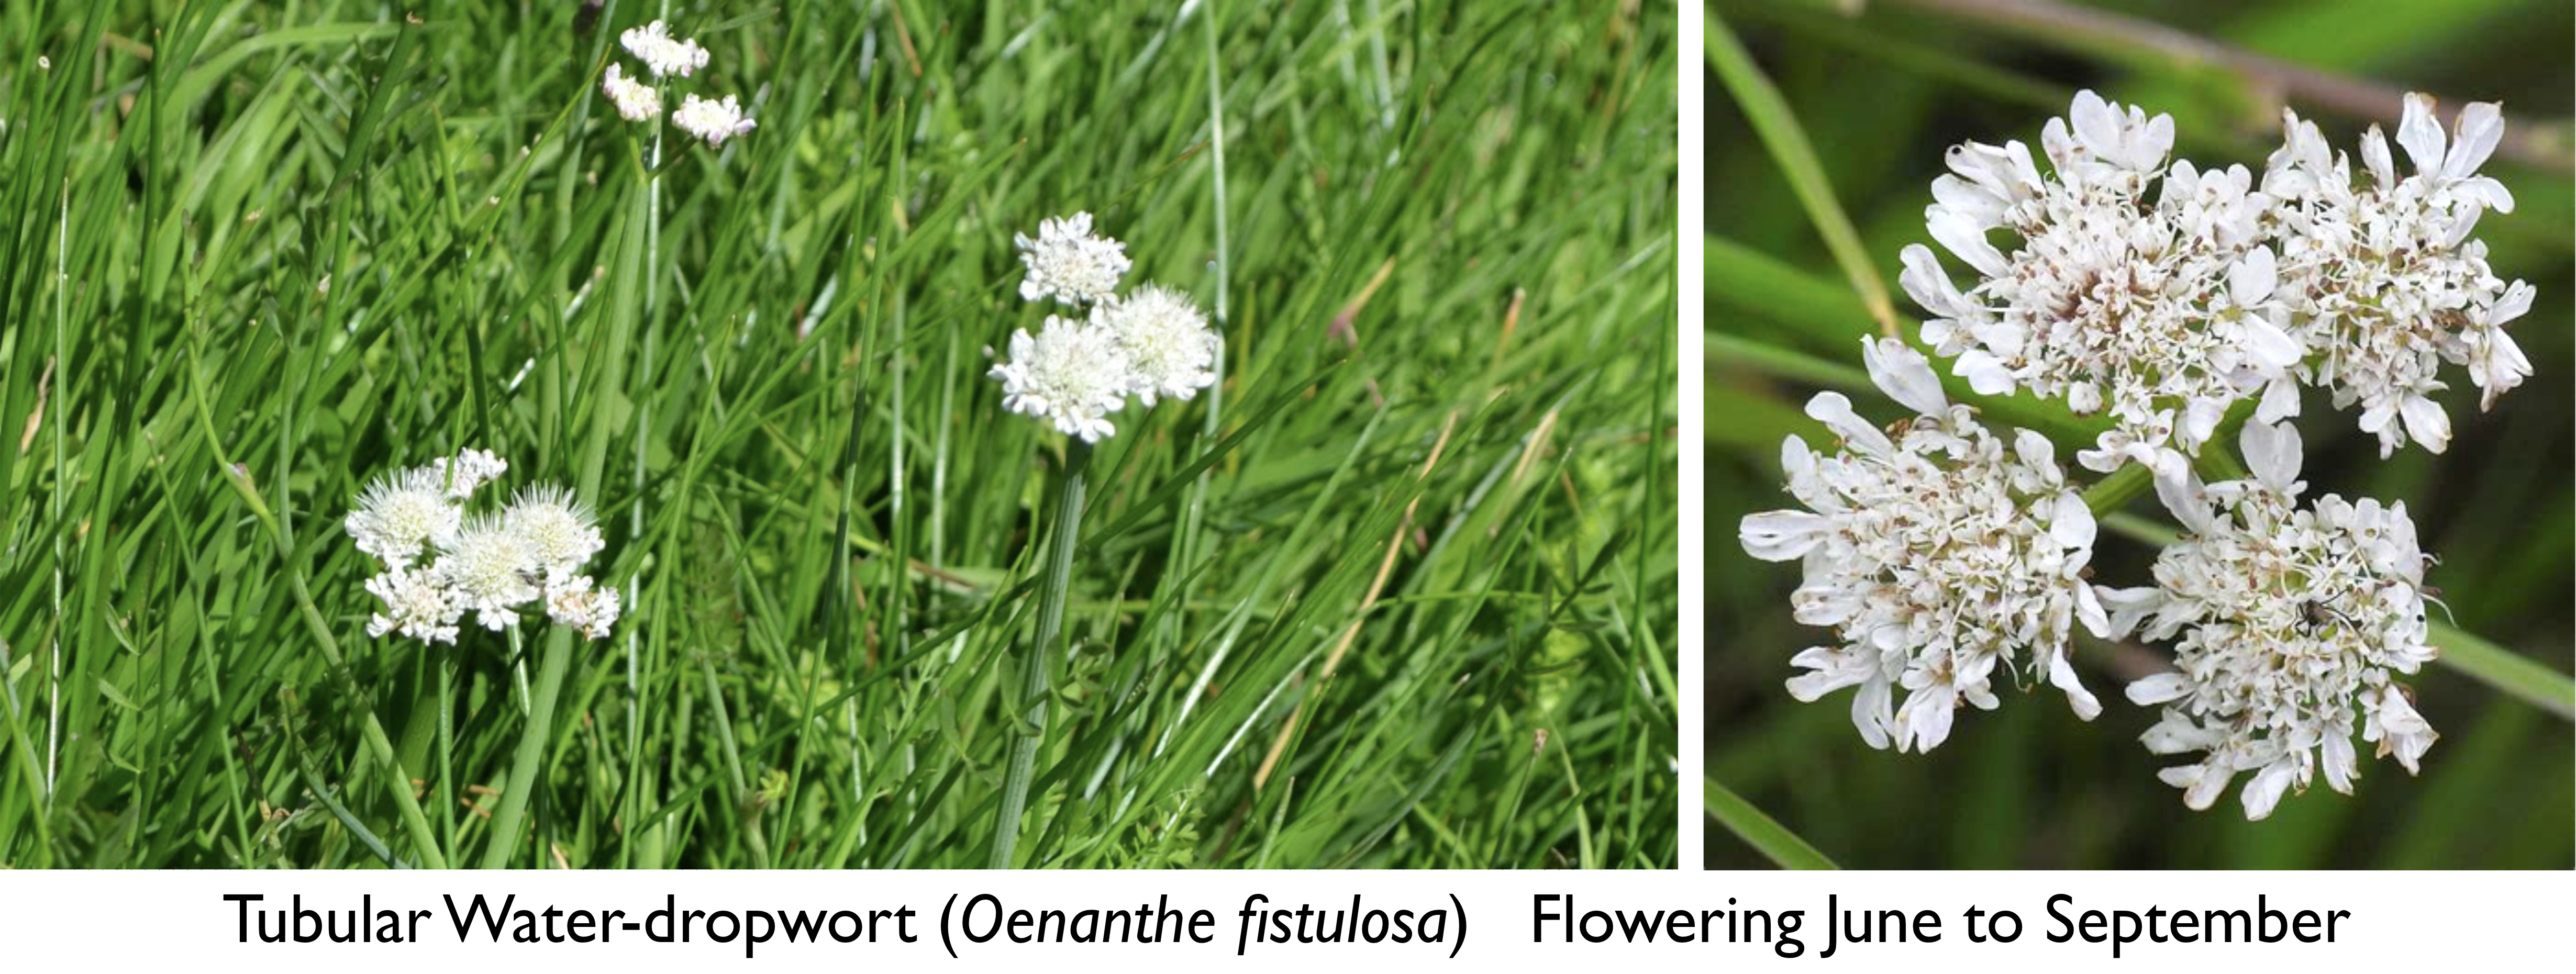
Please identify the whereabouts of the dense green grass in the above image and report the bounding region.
[1707,0,2573,868]
[0,0,1677,868]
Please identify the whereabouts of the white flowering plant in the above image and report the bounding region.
[1719,47,2563,850]
[346,449,619,644]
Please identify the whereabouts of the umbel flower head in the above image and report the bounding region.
[1900,90,2302,478]
[347,449,619,644]
[2262,94,2530,456]
[991,215,1221,442]
[2103,421,2439,820]
[1739,338,2109,752]
[1096,283,1220,406]
[601,63,660,122]
[990,315,1134,444]
[673,93,756,147]
[619,19,709,78]
[599,19,753,148]
[1014,212,1131,308]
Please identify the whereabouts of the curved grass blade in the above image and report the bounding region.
[1707,9,1899,336]
[1705,774,1838,870]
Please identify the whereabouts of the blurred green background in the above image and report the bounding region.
[1706,0,2573,868]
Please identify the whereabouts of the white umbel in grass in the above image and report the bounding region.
[990,314,1134,444]
[1098,282,1220,406]
[673,93,757,147]
[347,449,619,643]
[619,19,709,79]
[600,19,752,147]
[1014,212,1131,307]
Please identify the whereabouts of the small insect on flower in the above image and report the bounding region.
[672,93,756,147]
[1014,212,1131,308]
[619,19,709,79]
[1739,337,2110,753]
[1094,283,1219,406]
[601,63,661,122]
[989,314,1135,444]
[2104,420,2440,820]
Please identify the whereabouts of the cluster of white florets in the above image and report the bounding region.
[346,449,618,644]
[601,20,755,147]
[2263,95,2529,456]
[1741,339,2108,753]
[1901,90,2530,472]
[989,213,1221,443]
[2104,421,2438,819]
[1745,89,2518,819]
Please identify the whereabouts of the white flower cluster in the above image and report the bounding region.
[346,449,619,644]
[1901,90,2531,472]
[1740,339,2108,752]
[2105,421,2438,819]
[990,214,1220,443]
[2264,95,2529,456]
[1741,90,2517,820]
[601,20,755,147]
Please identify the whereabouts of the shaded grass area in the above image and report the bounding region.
[1706,0,2573,868]
[0,0,1678,868]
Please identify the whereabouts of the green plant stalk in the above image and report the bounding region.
[992,443,1090,868]
[480,626,572,869]
[1705,774,1838,870]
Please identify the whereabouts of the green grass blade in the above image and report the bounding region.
[1705,774,1838,870]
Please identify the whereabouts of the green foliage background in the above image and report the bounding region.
[0,0,1678,868]
[1707,0,2573,868]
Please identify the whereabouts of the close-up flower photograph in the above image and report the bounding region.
[1707,0,2574,868]
[0,0,1678,869]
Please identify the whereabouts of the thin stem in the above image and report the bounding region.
[991,442,1090,868]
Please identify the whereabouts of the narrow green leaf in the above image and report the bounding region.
[1706,774,1838,870]
[1706,9,1899,335]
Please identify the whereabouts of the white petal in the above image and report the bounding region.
[1928,207,2006,277]
[2239,419,2303,494]
[2239,761,2298,820]
[2359,125,2395,191]
[2049,491,2096,550]
[1740,510,1830,562]
[2396,92,2447,176]
[2242,316,2304,372]
[2229,246,2277,307]
[1953,350,2016,396]
[1861,337,1949,416]
[2443,101,2504,181]
[2126,672,2191,705]
[2048,651,2100,721]
[1805,391,1893,456]
[2398,394,2451,454]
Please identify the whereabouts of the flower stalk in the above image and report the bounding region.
[992,442,1089,868]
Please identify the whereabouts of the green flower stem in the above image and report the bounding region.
[992,442,1090,868]
[480,626,570,868]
